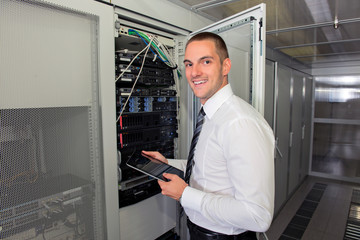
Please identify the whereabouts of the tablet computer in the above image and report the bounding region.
[126,151,184,182]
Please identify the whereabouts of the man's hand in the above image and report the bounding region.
[157,173,188,201]
[141,150,168,164]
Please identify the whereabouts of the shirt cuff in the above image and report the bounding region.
[181,186,206,212]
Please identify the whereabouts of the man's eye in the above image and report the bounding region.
[185,63,192,67]
[203,60,210,65]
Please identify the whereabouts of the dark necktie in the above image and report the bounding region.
[184,107,206,184]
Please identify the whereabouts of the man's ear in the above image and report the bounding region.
[222,58,231,76]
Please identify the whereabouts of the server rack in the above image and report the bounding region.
[114,20,181,239]
[115,23,179,208]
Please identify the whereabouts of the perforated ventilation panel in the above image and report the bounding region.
[0,0,105,239]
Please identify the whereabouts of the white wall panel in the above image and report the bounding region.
[119,194,177,240]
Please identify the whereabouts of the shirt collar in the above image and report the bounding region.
[203,84,234,119]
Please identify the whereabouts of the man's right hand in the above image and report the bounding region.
[141,150,168,164]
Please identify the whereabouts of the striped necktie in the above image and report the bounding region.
[184,107,206,184]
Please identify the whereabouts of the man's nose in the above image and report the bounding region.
[191,64,201,77]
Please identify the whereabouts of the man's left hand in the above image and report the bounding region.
[157,173,188,201]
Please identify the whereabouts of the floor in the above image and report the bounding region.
[265,176,360,240]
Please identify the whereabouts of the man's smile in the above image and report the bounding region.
[192,79,208,85]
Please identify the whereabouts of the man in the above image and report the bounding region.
[143,32,274,240]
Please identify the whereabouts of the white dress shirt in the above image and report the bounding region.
[169,84,275,235]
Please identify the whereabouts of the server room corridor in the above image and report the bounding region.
[266,176,360,240]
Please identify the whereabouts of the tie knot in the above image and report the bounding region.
[199,107,206,117]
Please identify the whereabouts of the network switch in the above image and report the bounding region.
[118,111,177,131]
[118,125,177,149]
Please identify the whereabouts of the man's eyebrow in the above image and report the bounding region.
[200,56,214,60]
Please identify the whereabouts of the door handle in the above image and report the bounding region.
[275,137,283,158]
[302,125,305,139]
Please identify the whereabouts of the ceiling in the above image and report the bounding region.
[168,0,360,69]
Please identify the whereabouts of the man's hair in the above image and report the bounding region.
[186,32,229,62]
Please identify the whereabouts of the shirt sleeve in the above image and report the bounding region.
[181,118,275,232]
[167,159,187,172]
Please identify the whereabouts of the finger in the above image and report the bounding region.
[141,150,154,156]
[158,179,165,188]
[142,151,163,161]
[163,173,178,180]
[158,179,170,196]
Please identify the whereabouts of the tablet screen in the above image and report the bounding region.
[126,151,184,182]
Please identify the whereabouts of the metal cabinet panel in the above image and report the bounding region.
[288,71,304,195]
[301,76,313,181]
[274,64,291,214]
[265,60,275,128]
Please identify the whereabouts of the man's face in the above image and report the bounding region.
[184,40,231,105]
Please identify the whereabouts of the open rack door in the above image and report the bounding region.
[189,4,266,116]
[0,0,118,239]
